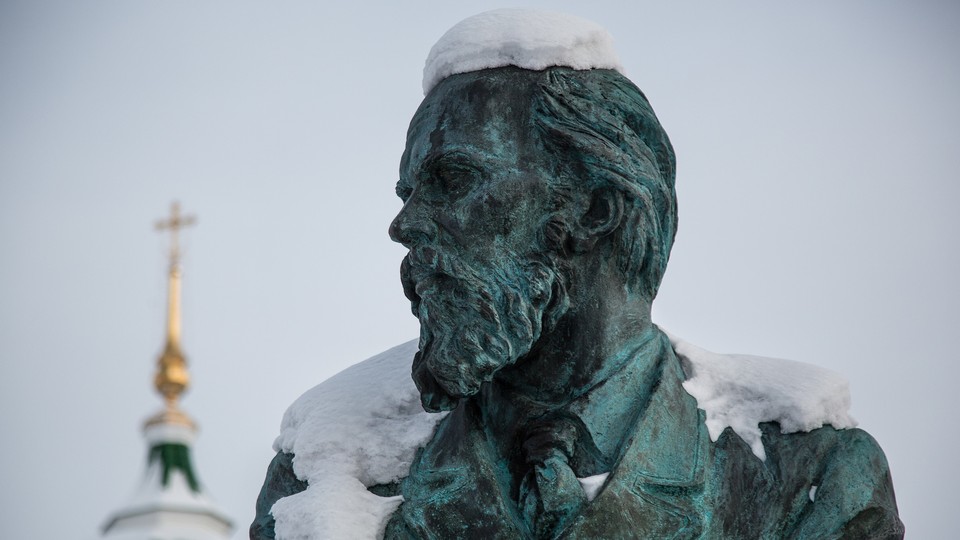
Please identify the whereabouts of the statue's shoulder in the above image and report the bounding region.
[762,424,903,538]
[273,339,425,457]
[666,331,857,461]
[749,422,892,481]
[760,421,887,459]
[255,340,448,540]
[702,423,903,539]
[665,333,903,539]
[273,337,445,490]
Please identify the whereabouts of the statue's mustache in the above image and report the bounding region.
[400,248,471,318]
[399,255,422,316]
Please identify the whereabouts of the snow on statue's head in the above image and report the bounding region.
[389,9,677,412]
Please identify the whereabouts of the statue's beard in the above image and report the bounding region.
[401,247,567,412]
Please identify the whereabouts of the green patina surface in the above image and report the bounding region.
[251,451,307,539]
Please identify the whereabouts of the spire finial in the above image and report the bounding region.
[151,201,197,421]
[155,201,196,271]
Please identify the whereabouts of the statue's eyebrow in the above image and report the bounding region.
[418,149,484,177]
[397,147,486,199]
[395,177,412,200]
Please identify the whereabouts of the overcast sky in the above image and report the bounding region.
[1,1,957,538]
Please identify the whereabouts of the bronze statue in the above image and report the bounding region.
[253,10,903,540]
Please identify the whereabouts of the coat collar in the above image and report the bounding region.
[392,331,709,539]
[562,338,708,539]
[614,335,707,487]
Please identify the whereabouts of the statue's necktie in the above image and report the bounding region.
[518,420,587,539]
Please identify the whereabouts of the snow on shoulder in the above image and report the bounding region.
[266,334,857,537]
[667,333,857,461]
[270,340,444,539]
[423,9,624,95]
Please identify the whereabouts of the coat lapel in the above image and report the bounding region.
[392,339,709,540]
[566,350,708,539]
[393,399,528,539]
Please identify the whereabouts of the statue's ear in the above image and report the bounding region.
[570,188,625,253]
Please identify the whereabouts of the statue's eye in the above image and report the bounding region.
[432,162,480,197]
[435,168,453,185]
[414,152,483,201]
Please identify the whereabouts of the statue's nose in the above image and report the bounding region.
[389,200,436,247]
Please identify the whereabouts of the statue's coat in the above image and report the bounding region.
[253,338,903,539]
[381,342,902,539]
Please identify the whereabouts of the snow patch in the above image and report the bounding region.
[143,422,195,446]
[271,340,445,539]
[667,333,857,461]
[423,9,623,95]
[577,472,610,502]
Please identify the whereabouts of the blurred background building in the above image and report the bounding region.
[100,203,233,540]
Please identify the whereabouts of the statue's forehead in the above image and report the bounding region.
[402,71,537,177]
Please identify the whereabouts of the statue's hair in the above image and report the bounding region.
[531,68,678,300]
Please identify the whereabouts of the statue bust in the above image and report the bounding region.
[252,10,903,540]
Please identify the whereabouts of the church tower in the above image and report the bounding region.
[101,202,233,540]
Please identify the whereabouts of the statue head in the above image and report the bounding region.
[390,28,676,413]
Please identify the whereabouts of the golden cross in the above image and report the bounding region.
[155,201,196,267]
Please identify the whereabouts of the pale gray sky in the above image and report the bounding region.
[1,1,957,538]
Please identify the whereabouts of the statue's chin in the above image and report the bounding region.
[423,353,489,399]
[406,251,564,412]
[412,351,465,412]
[433,367,485,400]
[413,338,514,412]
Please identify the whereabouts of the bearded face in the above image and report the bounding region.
[389,69,580,412]
[400,244,566,411]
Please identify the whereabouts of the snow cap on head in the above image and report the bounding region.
[423,9,624,95]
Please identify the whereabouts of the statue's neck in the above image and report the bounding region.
[479,323,669,476]
[494,254,655,403]
[476,251,666,475]
[492,314,656,400]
